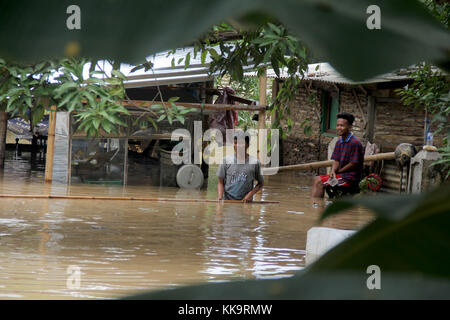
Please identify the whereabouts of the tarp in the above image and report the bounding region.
[7,116,49,140]
[208,87,238,145]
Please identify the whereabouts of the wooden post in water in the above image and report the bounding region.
[258,69,267,163]
[0,111,8,168]
[44,106,57,183]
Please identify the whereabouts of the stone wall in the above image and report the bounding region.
[281,84,367,169]
[373,101,425,152]
[280,82,441,168]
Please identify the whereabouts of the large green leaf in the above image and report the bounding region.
[0,0,449,80]
[122,184,450,299]
[124,273,450,300]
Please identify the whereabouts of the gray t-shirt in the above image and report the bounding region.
[216,154,264,200]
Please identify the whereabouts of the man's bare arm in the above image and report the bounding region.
[217,177,225,200]
[337,162,357,174]
[242,182,264,203]
[330,160,340,178]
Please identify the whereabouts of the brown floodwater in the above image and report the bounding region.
[0,153,374,299]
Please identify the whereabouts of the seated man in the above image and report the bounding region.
[217,135,264,202]
[311,112,364,199]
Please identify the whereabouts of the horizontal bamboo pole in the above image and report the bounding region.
[263,152,395,174]
[121,99,267,112]
[0,194,278,204]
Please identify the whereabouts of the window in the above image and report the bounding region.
[321,90,339,134]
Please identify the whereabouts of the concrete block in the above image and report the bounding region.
[305,227,356,265]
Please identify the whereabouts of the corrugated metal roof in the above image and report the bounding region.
[244,62,427,85]
[122,48,215,87]
[121,47,262,88]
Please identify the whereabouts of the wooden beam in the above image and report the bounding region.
[375,97,402,103]
[258,71,267,129]
[271,78,279,128]
[352,88,367,130]
[262,152,395,175]
[367,95,376,143]
[358,85,367,95]
[121,99,267,112]
[258,69,267,163]
[0,111,8,168]
[44,106,57,183]
[195,88,256,105]
[0,193,279,204]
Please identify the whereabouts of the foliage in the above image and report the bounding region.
[53,58,129,137]
[396,63,450,176]
[0,1,448,82]
[202,22,309,83]
[0,57,196,140]
[235,111,256,131]
[145,97,197,126]
[0,59,56,126]
[396,64,450,137]
[394,1,450,178]
[178,22,311,138]
[123,184,450,299]
[215,75,268,131]
[206,23,309,138]
[0,57,131,137]
[359,176,381,194]
[421,0,449,28]
[431,145,450,179]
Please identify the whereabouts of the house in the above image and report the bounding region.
[49,49,261,187]
[267,63,445,192]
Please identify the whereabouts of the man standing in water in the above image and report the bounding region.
[217,135,264,202]
[311,112,364,199]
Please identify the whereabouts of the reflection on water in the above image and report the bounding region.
[0,152,374,299]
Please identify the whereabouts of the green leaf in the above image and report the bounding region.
[175,115,185,124]
[92,118,100,130]
[123,273,450,300]
[178,108,192,115]
[146,116,158,130]
[157,114,166,122]
[24,96,32,108]
[111,69,127,80]
[201,49,208,65]
[101,120,113,133]
[31,106,45,125]
[209,48,221,60]
[1,0,448,81]
[150,104,163,111]
[184,52,191,70]
[6,96,19,112]
[267,22,282,35]
[57,90,79,109]
[67,98,80,113]
[54,82,78,98]
[168,97,179,103]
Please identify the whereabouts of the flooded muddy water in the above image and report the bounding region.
[0,153,374,299]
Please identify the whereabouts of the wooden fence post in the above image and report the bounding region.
[0,111,8,168]
[44,106,57,183]
[258,69,267,162]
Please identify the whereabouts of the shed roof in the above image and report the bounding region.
[244,62,442,85]
[121,47,260,88]
[122,48,215,88]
